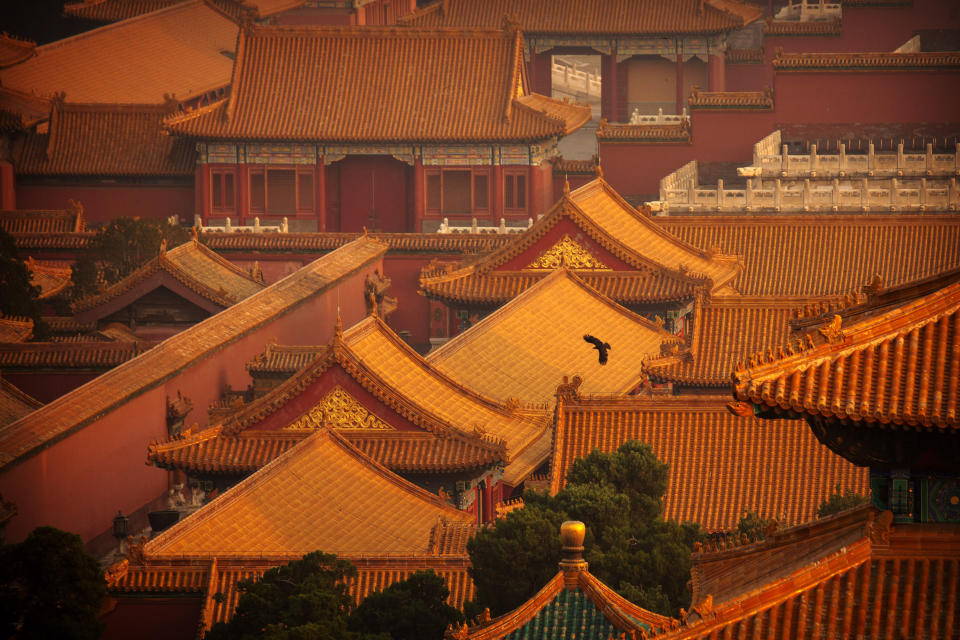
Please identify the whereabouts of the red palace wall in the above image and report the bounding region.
[0,256,380,547]
[338,156,410,233]
[1,371,103,404]
[101,597,203,640]
[15,183,194,225]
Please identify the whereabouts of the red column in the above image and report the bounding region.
[675,55,685,115]
[492,164,504,219]
[196,165,210,223]
[708,53,726,92]
[316,160,326,231]
[237,165,248,225]
[412,156,424,232]
[482,478,493,523]
[0,161,15,210]
[529,164,544,218]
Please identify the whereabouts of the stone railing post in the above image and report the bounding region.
[471,217,478,233]
[832,178,840,210]
[810,143,818,176]
[839,142,846,176]
[253,217,261,232]
[774,178,782,211]
[717,179,724,209]
[897,141,904,176]
[868,142,875,175]
[225,217,232,232]
[803,178,811,211]
[861,178,869,211]
[926,143,934,175]
[890,177,898,209]
[745,178,753,210]
[919,178,927,210]
[782,144,790,174]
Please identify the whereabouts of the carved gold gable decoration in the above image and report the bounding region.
[286,386,394,431]
[526,235,611,270]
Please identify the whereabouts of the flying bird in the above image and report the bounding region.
[583,334,611,365]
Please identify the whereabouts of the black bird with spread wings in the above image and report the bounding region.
[583,334,611,365]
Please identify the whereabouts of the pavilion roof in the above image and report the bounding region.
[660,507,960,639]
[164,26,591,143]
[658,214,960,298]
[0,316,34,343]
[0,378,41,429]
[0,87,49,133]
[148,326,508,474]
[419,178,740,304]
[732,268,960,432]
[400,0,761,35]
[0,34,35,69]
[0,0,238,104]
[343,315,552,486]
[456,570,675,640]
[0,237,386,471]
[25,259,72,300]
[0,207,85,235]
[0,339,155,370]
[427,269,676,404]
[15,102,195,177]
[643,297,802,388]
[63,0,191,22]
[146,428,475,557]
[71,237,264,317]
[550,395,868,532]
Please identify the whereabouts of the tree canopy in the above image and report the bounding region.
[347,570,463,640]
[70,217,190,300]
[0,228,49,339]
[204,551,383,640]
[467,441,701,618]
[0,526,107,640]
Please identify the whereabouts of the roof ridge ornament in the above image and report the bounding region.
[558,520,587,588]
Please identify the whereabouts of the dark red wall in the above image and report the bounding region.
[101,597,203,640]
[338,156,410,233]
[2,371,103,403]
[15,183,194,224]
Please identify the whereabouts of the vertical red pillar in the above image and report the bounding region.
[708,53,726,92]
[675,54,685,115]
[237,164,248,225]
[492,164,504,220]
[317,159,326,231]
[482,478,493,523]
[196,165,210,223]
[529,164,543,219]
[608,49,619,122]
[412,156,424,232]
[0,161,15,210]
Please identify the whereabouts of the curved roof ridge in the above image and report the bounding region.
[343,315,533,417]
[145,427,473,557]
[219,329,508,454]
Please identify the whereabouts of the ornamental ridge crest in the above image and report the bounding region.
[286,386,394,431]
[526,234,611,270]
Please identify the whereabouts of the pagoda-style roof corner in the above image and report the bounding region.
[732,270,960,435]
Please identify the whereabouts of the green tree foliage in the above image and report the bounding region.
[817,485,870,518]
[0,228,49,339]
[70,217,190,299]
[347,570,463,640]
[467,441,702,618]
[0,526,107,640]
[204,551,385,640]
[736,510,772,540]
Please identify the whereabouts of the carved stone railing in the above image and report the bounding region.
[551,60,601,98]
[652,176,959,213]
[436,217,533,235]
[774,0,842,21]
[753,140,960,179]
[194,215,288,233]
[629,107,688,125]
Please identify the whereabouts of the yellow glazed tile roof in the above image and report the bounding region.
[0,0,238,104]
[428,269,676,404]
[550,395,868,532]
[343,316,550,486]
[146,428,474,557]
[0,237,386,470]
[72,238,265,315]
[0,378,41,429]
